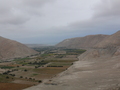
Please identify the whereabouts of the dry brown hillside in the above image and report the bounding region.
[95,30,120,48]
[0,36,38,60]
[56,34,108,48]
[56,30,120,49]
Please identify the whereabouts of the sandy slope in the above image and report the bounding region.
[24,49,120,90]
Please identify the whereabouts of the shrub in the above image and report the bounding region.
[38,80,42,83]
[24,69,27,72]
[6,76,9,79]
[20,76,23,78]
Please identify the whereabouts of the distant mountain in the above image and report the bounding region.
[56,34,108,48]
[26,44,50,48]
[56,31,120,48]
[0,36,38,60]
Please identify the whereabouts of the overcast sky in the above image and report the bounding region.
[0,0,120,44]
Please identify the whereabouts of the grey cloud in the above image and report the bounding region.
[0,0,120,44]
[23,0,55,8]
[20,0,55,16]
[0,1,12,16]
[0,1,29,25]
[0,15,30,25]
[65,0,120,35]
[0,7,10,16]
[0,0,55,25]
[93,0,120,18]
[34,0,120,42]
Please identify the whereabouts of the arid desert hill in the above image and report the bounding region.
[95,30,120,48]
[0,36,38,60]
[56,34,108,48]
[56,30,120,49]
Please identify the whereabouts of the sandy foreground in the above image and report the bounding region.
[23,49,120,90]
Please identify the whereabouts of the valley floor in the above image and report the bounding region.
[24,49,120,90]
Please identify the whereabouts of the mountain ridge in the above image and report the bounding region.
[56,34,109,48]
[56,30,120,48]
